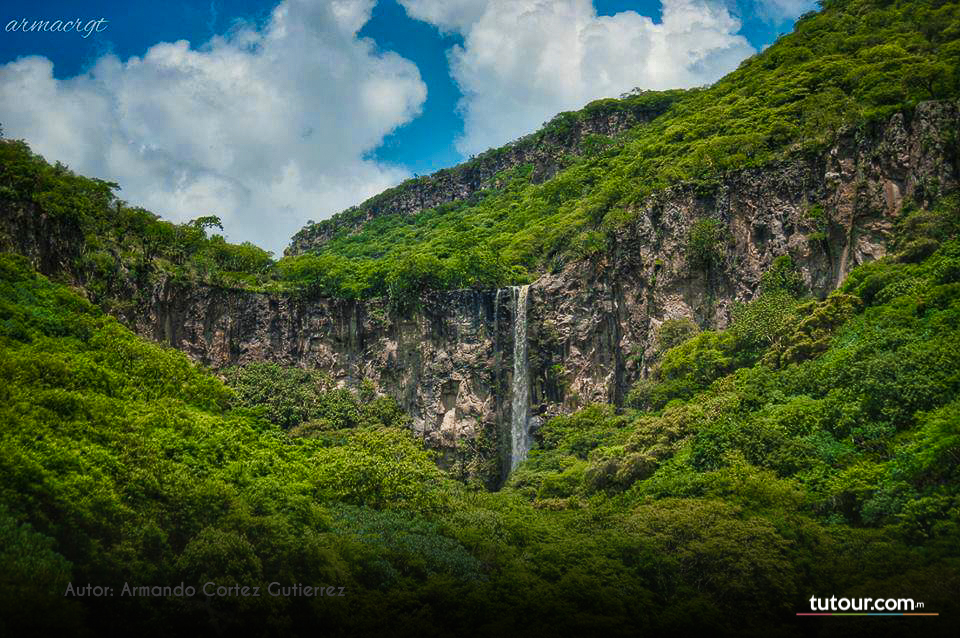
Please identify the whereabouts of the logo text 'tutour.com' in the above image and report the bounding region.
[800,595,939,616]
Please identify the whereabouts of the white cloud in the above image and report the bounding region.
[398,0,486,33]
[0,0,426,255]
[399,0,762,155]
[740,0,818,23]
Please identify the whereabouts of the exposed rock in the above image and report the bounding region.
[0,201,84,279]
[4,101,958,483]
[286,95,679,256]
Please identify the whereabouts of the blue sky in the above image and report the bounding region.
[0,0,814,253]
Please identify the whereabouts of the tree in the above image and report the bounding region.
[189,215,223,234]
[657,318,700,352]
[686,218,725,274]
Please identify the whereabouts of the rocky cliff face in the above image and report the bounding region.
[0,201,85,279]
[286,94,679,256]
[2,102,956,481]
[130,101,958,481]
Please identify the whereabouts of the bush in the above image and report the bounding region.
[223,363,407,431]
[686,218,725,273]
[656,318,700,352]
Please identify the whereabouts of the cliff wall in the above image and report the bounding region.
[3,102,957,480]
[131,101,959,477]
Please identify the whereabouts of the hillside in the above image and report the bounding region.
[280,0,960,301]
[2,195,959,635]
[1,0,960,634]
[285,90,682,257]
[3,1,957,307]
[5,94,956,482]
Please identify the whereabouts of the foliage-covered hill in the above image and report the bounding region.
[280,0,960,300]
[2,194,958,635]
[2,0,958,308]
[284,88,684,256]
[2,1,960,634]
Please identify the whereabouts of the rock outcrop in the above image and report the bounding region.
[132,101,959,480]
[3,101,958,482]
[286,93,680,256]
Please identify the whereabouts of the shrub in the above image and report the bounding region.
[686,218,725,273]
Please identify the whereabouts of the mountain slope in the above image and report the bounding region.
[281,0,960,301]
[1,0,959,474]
[2,1,958,307]
[1,195,959,635]
[2,1,960,634]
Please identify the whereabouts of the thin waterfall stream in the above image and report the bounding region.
[510,285,531,470]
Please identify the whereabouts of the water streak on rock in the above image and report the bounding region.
[510,285,531,470]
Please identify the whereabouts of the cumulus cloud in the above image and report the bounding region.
[0,0,426,254]
[397,0,487,33]
[740,0,818,23]
[399,0,762,155]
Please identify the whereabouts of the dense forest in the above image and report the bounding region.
[1,0,959,635]
[2,194,958,635]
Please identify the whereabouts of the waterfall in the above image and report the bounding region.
[510,285,531,470]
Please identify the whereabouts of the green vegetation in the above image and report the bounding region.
[2,1,960,634]
[0,254,452,632]
[4,1,958,306]
[0,139,275,307]
[280,0,960,299]
[223,364,408,433]
[2,193,959,636]
[685,218,726,274]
